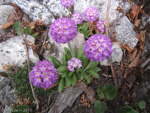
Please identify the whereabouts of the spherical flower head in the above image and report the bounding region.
[84,7,99,22]
[50,18,77,44]
[71,13,83,24]
[96,20,105,33]
[29,60,58,89]
[60,0,74,7]
[67,58,82,72]
[84,34,113,62]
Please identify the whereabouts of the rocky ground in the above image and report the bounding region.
[0,0,150,113]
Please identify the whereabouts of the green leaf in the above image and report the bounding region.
[58,78,64,93]
[102,84,117,100]
[12,105,30,113]
[49,56,62,68]
[77,73,84,80]
[119,106,139,113]
[97,86,105,99]
[86,77,91,84]
[72,74,77,86]
[32,32,39,37]
[12,21,23,35]
[82,72,88,79]
[22,26,31,35]
[90,67,101,73]
[64,47,72,60]
[72,48,76,57]
[94,100,107,113]
[57,66,68,72]
[80,55,88,69]
[86,70,99,78]
[61,72,68,78]
[62,54,67,66]
[77,45,84,59]
[138,100,146,110]
[68,71,73,77]
[88,61,99,69]
[65,77,72,87]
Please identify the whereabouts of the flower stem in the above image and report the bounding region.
[68,42,74,57]
[68,7,71,19]
[83,60,93,72]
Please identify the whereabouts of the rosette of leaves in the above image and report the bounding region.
[49,45,101,93]
[119,106,139,113]
[77,23,91,39]
[97,84,117,100]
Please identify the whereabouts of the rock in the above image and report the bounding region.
[100,42,123,66]
[0,35,39,73]
[142,16,150,27]
[43,32,85,62]
[116,16,138,48]
[13,0,68,25]
[48,86,83,113]
[3,105,12,113]
[0,5,15,35]
[0,75,17,107]
[13,0,131,25]
[74,0,131,23]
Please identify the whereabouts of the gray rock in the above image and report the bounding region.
[116,16,138,48]
[0,76,17,106]
[0,5,15,35]
[48,86,83,113]
[74,0,131,23]
[43,32,85,62]
[0,35,39,73]
[13,0,131,25]
[100,42,123,66]
[3,105,12,113]
[0,5,15,26]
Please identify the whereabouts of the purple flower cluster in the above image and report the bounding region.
[84,34,113,62]
[50,18,77,44]
[67,58,82,72]
[71,13,83,24]
[84,7,99,22]
[60,0,74,7]
[96,20,105,33]
[29,60,58,89]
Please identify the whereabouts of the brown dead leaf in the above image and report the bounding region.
[25,97,30,105]
[122,44,134,53]
[128,50,142,68]
[136,30,146,50]
[127,4,140,22]
[7,13,18,22]
[29,22,36,30]
[116,6,124,12]
[80,94,90,108]
[1,22,14,30]
[128,48,138,62]
[134,19,141,27]
[10,3,23,20]
[36,19,43,26]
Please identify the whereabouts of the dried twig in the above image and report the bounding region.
[105,0,117,87]
[18,20,40,110]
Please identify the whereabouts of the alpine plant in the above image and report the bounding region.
[71,13,83,24]
[67,58,82,72]
[60,0,74,7]
[84,7,99,22]
[29,60,58,89]
[50,18,77,44]
[84,34,113,62]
